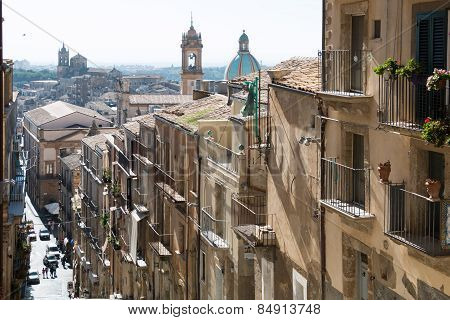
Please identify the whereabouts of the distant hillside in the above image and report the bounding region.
[13,69,57,87]
[120,66,227,82]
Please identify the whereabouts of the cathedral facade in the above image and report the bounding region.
[57,44,88,79]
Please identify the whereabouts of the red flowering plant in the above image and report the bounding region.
[421,117,450,147]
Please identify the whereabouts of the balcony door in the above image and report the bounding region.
[416,11,447,123]
[352,134,365,208]
[351,15,365,92]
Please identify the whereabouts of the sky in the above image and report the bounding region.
[2,0,322,68]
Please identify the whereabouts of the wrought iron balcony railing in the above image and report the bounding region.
[154,165,186,203]
[319,49,371,96]
[378,75,448,130]
[385,184,449,256]
[206,138,242,175]
[117,150,131,173]
[148,222,171,257]
[321,158,371,217]
[133,187,149,213]
[231,194,275,247]
[200,207,229,249]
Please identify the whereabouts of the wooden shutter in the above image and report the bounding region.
[415,11,447,123]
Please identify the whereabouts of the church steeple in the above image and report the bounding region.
[180,15,203,95]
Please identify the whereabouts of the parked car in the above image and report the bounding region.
[27,270,40,285]
[43,253,58,268]
[27,229,37,242]
[39,229,50,241]
[46,243,60,259]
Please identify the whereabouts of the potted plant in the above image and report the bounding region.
[421,117,450,147]
[396,59,421,83]
[373,58,402,79]
[100,212,109,228]
[377,161,391,183]
[425,179,441,201]
[426,68,450,91]
[102,169,112,184]
[110,181,121,198]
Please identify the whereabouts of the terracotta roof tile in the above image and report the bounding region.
[156,95,230,132]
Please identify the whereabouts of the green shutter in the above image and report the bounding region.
[415,11,447,123]
[416,11,447,74]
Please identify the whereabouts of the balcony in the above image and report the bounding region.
[154,165,185,203]
[200,207,229,249]
[117,150,131,174]
[318,49,372,102]
[385,184,449,256]
[206,138,243,175]
[232,194,275,247]
[133,141,152,166]
[148,222,171,257]
[378,75,448,131]
[133,187,149,213]
[320,158,372,218]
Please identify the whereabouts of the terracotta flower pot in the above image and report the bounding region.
[439,79,447,89]
[377,161,391,183]
[425,179,441,201]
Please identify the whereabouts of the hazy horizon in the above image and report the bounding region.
[3,0,322,68]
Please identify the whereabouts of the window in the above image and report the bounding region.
[373,20,381,39]
[292,269,307,300]
[200,251,206,282]
[45,162,54,175]
[262,257,274,300]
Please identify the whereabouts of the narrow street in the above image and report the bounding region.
[23,195,73,300]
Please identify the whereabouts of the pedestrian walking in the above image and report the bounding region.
[42,268,46,279]
[53,268,57,278]
[45,267,49,279]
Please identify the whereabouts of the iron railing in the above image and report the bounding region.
[232,194,275,246]
[319,49,371,95]
[117,150,130,173]
[385,184,449,256]
[133,187,148,212]
[200,207,229,249]
[321,158,371,217]
[378,75,448,130]
[154,165,186,203]
[148,222,171,256]
[206,138,242,175]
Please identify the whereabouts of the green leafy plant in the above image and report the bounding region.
[395,59,421,78]
[102,169,112,184]
[421,117,450,147]
[100,212,109,228]
[110,181,121,198]
[373,58,401,78]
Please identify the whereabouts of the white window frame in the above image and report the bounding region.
[292,269,307,300]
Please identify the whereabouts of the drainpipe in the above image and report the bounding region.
[185,134,189,300]
[0,0,4,300]
[196,135,202,300]
[320,0,326,300]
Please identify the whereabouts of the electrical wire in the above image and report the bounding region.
[2,1,101,68]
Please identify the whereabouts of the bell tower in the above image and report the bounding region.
[57,43,70,78]
[180,14,203,95]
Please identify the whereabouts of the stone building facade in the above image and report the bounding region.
[318,0,449,299]
[23,101,112,211]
